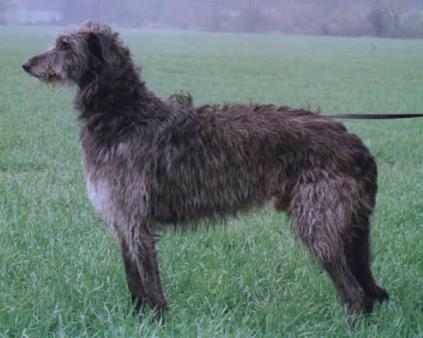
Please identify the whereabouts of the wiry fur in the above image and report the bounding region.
[23,21,388,320]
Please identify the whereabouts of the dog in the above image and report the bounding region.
[23,21,388,320]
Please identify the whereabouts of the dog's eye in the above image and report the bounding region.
[59,41,71,51]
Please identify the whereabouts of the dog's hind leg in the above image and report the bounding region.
[120,228,168,321]
[344,217,388,312]
[289,177,367,315]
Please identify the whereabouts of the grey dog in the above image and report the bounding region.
[23,21,388,320]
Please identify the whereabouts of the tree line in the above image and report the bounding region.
[3,0,423,38]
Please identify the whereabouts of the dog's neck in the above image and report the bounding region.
[75,57,170,151]
[76,57,145,111]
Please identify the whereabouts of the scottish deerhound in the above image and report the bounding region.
[23,21,388,320]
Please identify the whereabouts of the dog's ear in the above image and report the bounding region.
[87,32,112,64]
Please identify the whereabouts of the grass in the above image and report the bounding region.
[0,25,422,337]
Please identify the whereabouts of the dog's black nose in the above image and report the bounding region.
[22,62,31,73]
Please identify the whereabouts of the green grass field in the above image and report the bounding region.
[0,26,422,337]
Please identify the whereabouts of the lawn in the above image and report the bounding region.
[0,26,422,337]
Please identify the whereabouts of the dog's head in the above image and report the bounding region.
[22,21,118,87]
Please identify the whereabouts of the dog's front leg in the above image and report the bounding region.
[120,230,168,322]
[121,239,146,312]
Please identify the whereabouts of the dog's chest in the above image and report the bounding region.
[86,176,116,225]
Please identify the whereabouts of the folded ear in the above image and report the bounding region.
[86,32,112,64]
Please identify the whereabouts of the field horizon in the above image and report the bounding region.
[0,26,422,337]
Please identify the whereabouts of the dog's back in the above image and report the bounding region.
[148,100,376,226]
